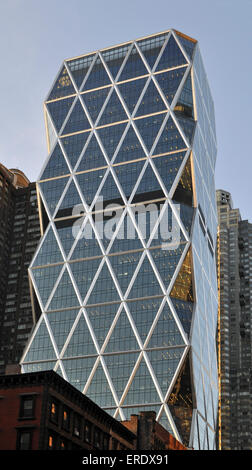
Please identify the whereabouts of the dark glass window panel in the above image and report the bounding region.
[105,352,139,400]
[152,151,186,193]
[135,79,166,117]
[109,251,143,295]
[152,115,186,155]
[86,364,117,407]
[40,143,69,180]
[155,67,187,105]
[118,45,148,81]
[70,219,103,260]
[170,249,194,303]
[122,357,160,405]
[114,160,144,200]
[33,226,63,267]
[146,347,185,395]
[132,162,165,203]
[86,303,120,348]
[171,298,193,336]
[47,97,75,133]
[105,308,139,353]
[63,312,96,357]
[62,407,71,431]
[31,264,62,308]
[151,243,186,288]
[48,66,75,101]
[76,134,107,172]
[67,54,95,90]
[97,171,123,206]
[56,180,82,219]
[137,34,168,70]
[61,132,90,170]
[97,89,128,126]
[69,258,102,301]
[81,87,111,125]
[175,116,195,144]
[126,297,163,344]
[174,72,194,119]
[83,55,111,91]
[109,211,144,254]
[62,357,96,392]
[86,261,120,305]
[47,268,80,310]
[117,78,147,116]
[62,99,91,135]
[97,123,127,160]
[135,113,166,152]
[22,361,56,373]
[23,319,57,361]
[17,430,32,450]
[55,218,77,257]
[76,168,106,206]
[19,396,34,418]
[127,255,163,299]
[147,302,184,348]
[102,44,130,79]
[39,177,69,217]
[113,124,146,164]
[156,35,187,71]
[175,33,196,59]
[47,309,80,354]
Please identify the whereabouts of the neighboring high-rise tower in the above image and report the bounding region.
[20,29,218,450]
[216,190,252,450]
[0,164,40,374]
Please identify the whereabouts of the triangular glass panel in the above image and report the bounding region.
[126,297,163,344]
[104,352,139,402]
[40,143,70,180]
[135,79,167,117]
[31,264,62,308]
[117,77,147,116]
[32,226,63,267]
[155,67,187,105]
[109,210,144,254]
[39,177,69,217]
[151,241,187,289]
[67,54,95,90]
[109,251,143,295]
[105,307,139,353]
[62,99,91,135]
[101,44,131,80]
[97,122,126,160]
[96,171,123,207]
[47,97,75,133]
[76,134,107,172]
[174,71,194,119]
[172,156,193,206]
[118,45,148,81]
[135,113,166,153]
[97,89,128,126]
[23,319,56,362]
[147,347,185,395]
[147,302,184,348]
[86,303,120,348]
[56,180,83,219]
[114,160,145,201]
[47,268,80,310]
[152,115,187,156]
[148,201,179,248]
[61,131,90,170]
[82,55,111,91]
[86,261,120,305]
[137,33,168,70]
[152,151,187,194]
[85,362,117,407]
[127,255,163,299]
[47,66,76,101]
[45,111,57,153]
[62,356,97,392]
[63,311,97,357]
[167,354,193,447]
[156,35,187,71]
[70,218,103,260]
[132,161,165,203]
[55,218,77,258]
[81,87,111,125]
[76,168,106,206]
[170,248,194,302]
[46,308,80,354]
[113,125,146,164]
[158,408,175,435]
[175,115,195,144]
[122,356,160,406]
[69,257,102,302]
[175,32,196,60]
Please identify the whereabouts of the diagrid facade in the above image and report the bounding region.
[20,29,218,450]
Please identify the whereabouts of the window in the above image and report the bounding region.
[49,399,59,424]
[84,420,92,443]
[16,429,33,450]
[62,407,70,432]
[48,433,57,450]
[94,427,101,448]
[73,414,81,438]
[19,395,35,419]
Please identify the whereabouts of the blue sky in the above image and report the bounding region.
[0,0,251,219]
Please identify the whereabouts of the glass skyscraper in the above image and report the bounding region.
[20,29,218,450]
